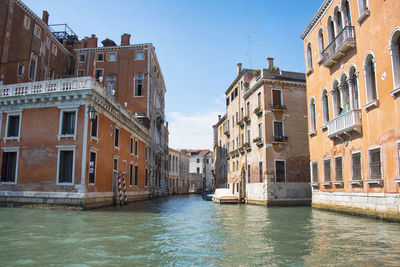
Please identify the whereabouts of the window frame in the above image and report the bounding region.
[311,161,318,183]
[135,50,144,60]
[363,52,379,108]
[106,75,116,95]
[108,52,117,62]
[56,145,76,185]
[114,127,120,149]
[96,52,104,62]
[271,89,283,106]
[323,157,331,182]
[28,53,38,81]
[134,164,138,186]
[133,75,144,97]
[129,163,133,186]
[17,63,25,77]
[4,111,22,142]
[1,147,19,185]
[135,140,138,157]
[334,154,343,181]
[95,68,104,80]
[275,159,286,183]
[273,120,284,137]
[78,53,86,63]
[90,114,99,140]
[351,150,363,181]
[88,150,97,185]
[368,146,382,180]
[23,16,31,30]
[58,107,78,141]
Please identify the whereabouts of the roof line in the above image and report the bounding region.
[300,0,333,40]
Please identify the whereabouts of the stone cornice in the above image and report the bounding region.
[300,0,333,40]
[74,43,151,53]
[244,79,306,100]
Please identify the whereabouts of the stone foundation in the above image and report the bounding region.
[0,191,151,210]
[312,190,400,222]
[245,182,311,206]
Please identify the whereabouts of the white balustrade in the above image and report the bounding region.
[0,77,94,97]
[327,109,361,138]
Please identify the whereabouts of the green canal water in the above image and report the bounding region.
[1,195,400,266]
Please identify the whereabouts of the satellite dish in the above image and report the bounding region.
[124,102,128,107]
[99,76,103,83]
[111,89,115,95]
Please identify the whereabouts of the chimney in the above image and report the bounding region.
[267,57,274,71]
[237,63,242,74]
[87,34,98,48]
[42,11,49,25]
[121,33,131,46]
[218,115,221,121]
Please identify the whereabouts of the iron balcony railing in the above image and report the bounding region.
[327,109,362,138]
[272,136,288,143]
[322,26,355,67]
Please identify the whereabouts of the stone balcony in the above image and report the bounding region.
[322,26,356,67]
[327,109,362,139]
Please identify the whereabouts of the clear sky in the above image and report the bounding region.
[24,0,322,150]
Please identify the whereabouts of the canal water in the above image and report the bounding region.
[1,195,400,266]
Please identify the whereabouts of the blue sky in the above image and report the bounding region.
[24,0,321,150]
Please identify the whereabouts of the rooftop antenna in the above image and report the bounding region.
[247,35,253,68]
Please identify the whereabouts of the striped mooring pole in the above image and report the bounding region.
[122,174,128,205]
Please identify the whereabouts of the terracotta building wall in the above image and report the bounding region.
[0,106,85,192]
[303,0,400,194]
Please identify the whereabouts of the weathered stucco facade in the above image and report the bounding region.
[218,61,311,205]
[301,0,400,220]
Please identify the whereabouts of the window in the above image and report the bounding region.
[17,63,24,77]
[134,165,138,186]
[206,159,209,164]
[89,151,96,184]
[335,156,343,181]
[1,151,18,183]
[61,111,76,135]
[135,51,144,60]
[58,149,74,184]
[33,24,41,38]
[113,158,118,173]
[343,0,352,26]
[322,90,330,124]
[349,67,360,109]
[247,130,250,144]
[129,164,133,185]
[114,128,119,148]
[95,69,103,80]
[317,29,325,59]
[352,152,362,180]
[6,114,20,138]
[258,123,262,138]
[369,148,382,179]
[96,53,104,62]
[312,161,318,183]
[135,141,138,156]
[145,168,148,186]
[107,75,116,95]
[49,68,55,79]
[78,54,86,63]
[90,115,98,138]
[28,53,37,81]
[272,90,282,106]
[324,159,331,182]
[197,158,200,163]
[46,36,50,49]
[51,44,57,56]
[134,75,144,96]
[197,167,200,174]
[275,160,286,183]
[130,138,133,154]
[307,43,313,72]
[108,52,117,61]
[310,99,316,131]
[357,0,369,15]
[389,30,400,91]
[274,121,284,137]
[259,162,263,182]
[364,54,378,104]
[23,16,31,30]
[257,92,261,107]
[246,102,250,116]
[226,97,230,106]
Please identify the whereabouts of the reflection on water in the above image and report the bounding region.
[0,195,400,266]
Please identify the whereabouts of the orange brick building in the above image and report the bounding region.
[301,0,400,220]
[0,0,168,208]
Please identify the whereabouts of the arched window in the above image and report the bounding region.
[310,98,316,132]
[357,0,369,15]
[318,29,325,59]
[349,67,360,109]
[364,53,378,103]
[322,89,330,124]
[334,7,343,34]
[342,0,352,26]
[134,74,144,96]
[389,29,400,90]
[307,43,313,72]
[332,80,341,117]
[340,74,350,112]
